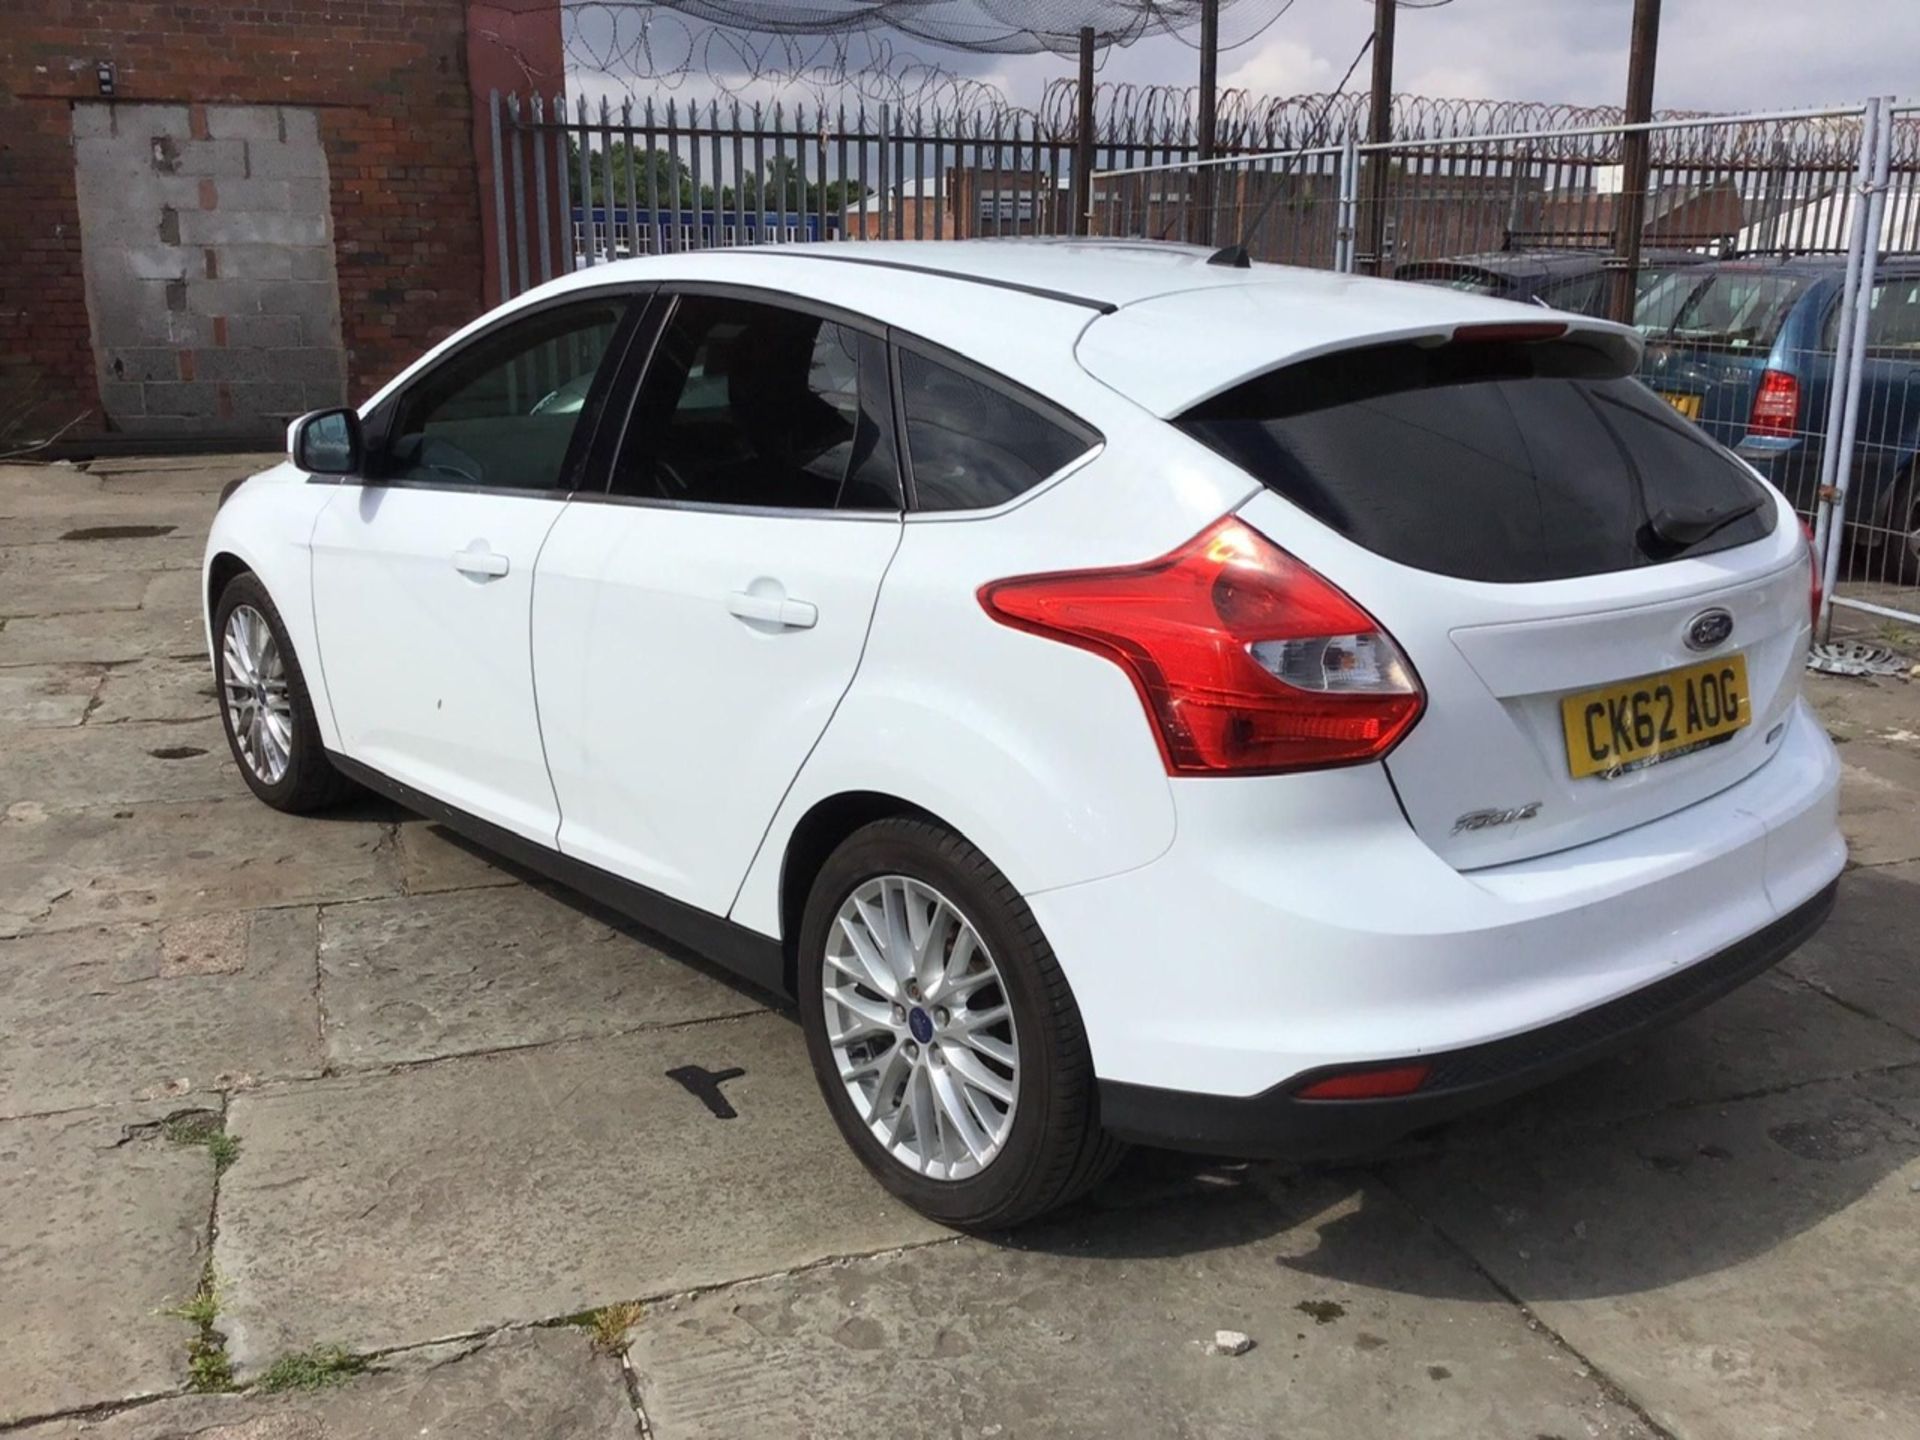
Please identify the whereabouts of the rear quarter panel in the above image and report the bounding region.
[727,408,1261,936]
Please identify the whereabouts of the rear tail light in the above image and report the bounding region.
[1296,1063,1432,1100]
[1801,517,1823,628]
[978,518,1424,776]
[1748,369,1801,438]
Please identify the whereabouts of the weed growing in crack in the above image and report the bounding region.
[582,1302,644,1355]
[163,1269,235,1393]
[162,1112,241,1174]
[256,1345,369,1393]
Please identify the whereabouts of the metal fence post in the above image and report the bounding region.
[1335,134,1359,273]
[1819,96,1894,637]
[488,91,511,305]
[1810,101,1879,595]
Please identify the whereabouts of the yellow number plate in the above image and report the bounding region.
[1561,654,1750,780]
[1661,390,1703,420]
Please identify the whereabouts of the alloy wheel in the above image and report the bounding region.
[822,875,1020,1181]
[221,603,294,786]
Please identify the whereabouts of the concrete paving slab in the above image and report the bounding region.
[1406,971,1920,1154]
[1785,861,1920,1041]
[139,568,205,614]
[1807,673,1920,748]
[215,1014,946,1370]
[0,718,240,810]
[0,463,103,497]
[318,886,764,1069]
[0,607,202,666]
[0,798,402,939]
[96,462,272,495]
[0,907,323,1117]
[0,1102,213,1425]
[82,454,279,479]
[0,568,152,618]
[0,664,100,726]
[1834,734,1920,869]
[628,1176,1654,1440]
[0,514,210,548]
[14,1328,636,1439]
[89,655,221,725]
[392,819,518,895]
[1388,1078,1920,1440]
[0,537,206,574]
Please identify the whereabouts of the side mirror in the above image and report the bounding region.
[288,407,363,475]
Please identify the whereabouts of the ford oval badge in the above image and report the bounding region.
[1685,607,1735,651]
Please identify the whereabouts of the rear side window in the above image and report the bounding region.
[897,348,1097,511]
[612,293,902,511]
[1177,339,1777,583]
[1822,276,1920,353]
[1645,270,1811,350]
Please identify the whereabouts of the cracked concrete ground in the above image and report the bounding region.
[2,456,1918,1437]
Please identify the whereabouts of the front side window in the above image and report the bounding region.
[896,348,1096,512]
[611,294,901,511]
[381,299,625,491]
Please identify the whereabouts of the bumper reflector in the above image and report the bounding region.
[1295,1063,1432,1101]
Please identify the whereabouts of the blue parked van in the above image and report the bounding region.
[1636,256,1920,572]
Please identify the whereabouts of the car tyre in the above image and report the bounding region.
[213,571,355,813]
[798,816,1125,1229]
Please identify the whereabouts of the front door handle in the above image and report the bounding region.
[452,546,510,579]
[728,590,818,630]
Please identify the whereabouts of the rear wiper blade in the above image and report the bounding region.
[1644,495,1764,550]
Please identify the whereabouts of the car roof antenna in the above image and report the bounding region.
[1207,244,1252,269]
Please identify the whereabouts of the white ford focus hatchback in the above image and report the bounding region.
[205,239,1843,1227]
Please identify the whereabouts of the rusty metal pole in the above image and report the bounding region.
[1074,25,1096,235]
[1610,0,1661,323]
[1360,0,1396,274]
[1195,0,1219,244]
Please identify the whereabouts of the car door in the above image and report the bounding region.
[309,292,633,844]
[532,288,904,914]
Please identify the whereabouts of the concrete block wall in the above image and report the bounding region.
[74,102,347,437]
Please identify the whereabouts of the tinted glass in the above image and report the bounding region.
[384,300,623,490]
[1645,270,1811,350]
[898,349,1094,511]
[1177,339,1777,584]
[1822,275,1920,352]
[611,295,901,511]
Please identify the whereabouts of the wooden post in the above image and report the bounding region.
[1610,0,1662,322]
[1074,26,1096,235]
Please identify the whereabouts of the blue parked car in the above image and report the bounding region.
[1636,256,1920,575]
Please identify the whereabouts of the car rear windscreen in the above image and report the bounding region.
[1175,338,1778,583]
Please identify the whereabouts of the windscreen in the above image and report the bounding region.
[1176,338,1778,583]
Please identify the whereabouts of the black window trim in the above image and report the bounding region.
[577,280,907,522]
[310,283,652,501]
[889,329,1107,521]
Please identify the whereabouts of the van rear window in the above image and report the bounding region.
[1176,339,1777,583]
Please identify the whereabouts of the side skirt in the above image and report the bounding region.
[329,751,790,1000]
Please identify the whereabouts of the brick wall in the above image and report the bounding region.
[0,1,503,442]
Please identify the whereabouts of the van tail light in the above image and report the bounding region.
[1749,369,1801,438]
[1801,518,1823,628]
[978,518,1424,776]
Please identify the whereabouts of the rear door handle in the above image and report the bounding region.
[452,547,510,579]
[728,590,818,630]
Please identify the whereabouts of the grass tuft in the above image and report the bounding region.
[164,1270,236,1393]
[582,1302,644,1354]
[256,1344,369,1393]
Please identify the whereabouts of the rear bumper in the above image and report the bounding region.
[1098,878,1836,1157]
[1029,697,1845,1122]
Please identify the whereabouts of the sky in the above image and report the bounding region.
[566,0,1920,116]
